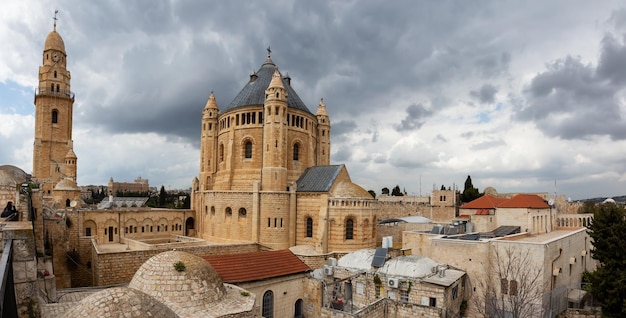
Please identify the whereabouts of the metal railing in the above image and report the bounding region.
[35,87,75,100]
[0,239,17,317]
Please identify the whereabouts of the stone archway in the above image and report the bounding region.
[185,217,195,236]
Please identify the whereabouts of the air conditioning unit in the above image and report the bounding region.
[328,257,338,267]
[569,257,577,265]
[324,265,334,276]
[387,277,400,288]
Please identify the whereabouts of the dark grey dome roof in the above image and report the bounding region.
[224,57,311,114]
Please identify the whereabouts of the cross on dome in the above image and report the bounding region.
[53,10,59,31]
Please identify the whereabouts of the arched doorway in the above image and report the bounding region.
[294,299,303,318]
[185,217,195,236]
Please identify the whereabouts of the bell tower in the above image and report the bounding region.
[33,12,77,196]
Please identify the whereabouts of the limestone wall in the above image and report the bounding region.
[238,274,306,318]
[92,242,260,286]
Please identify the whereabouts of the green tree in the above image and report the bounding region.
[158,185,167,207]
[585,202,626,317]
[461,175,481,203]
[391,185,404,196]
[368,190,376,198]
[381,187,390,195]
[578,200,598,214]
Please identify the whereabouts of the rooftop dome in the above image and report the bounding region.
[44,30,65,53]
[63,287,178,318]
[224,55,311,113]
[54,178,79,191]
[129,251,226,310]
[484,186,497,196]
[0,165,29,186]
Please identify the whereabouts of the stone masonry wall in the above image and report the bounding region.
[92,242,260,286]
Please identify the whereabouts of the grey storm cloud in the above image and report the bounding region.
[395,103,433,132]
[474,52,511,78]
[470,84,498,104]
[331,120,358,141]
[514,32,626,140]
[59,0,524,146]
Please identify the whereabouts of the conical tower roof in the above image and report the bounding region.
[204,91,219,110]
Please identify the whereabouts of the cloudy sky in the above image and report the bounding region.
[1,1,626,200]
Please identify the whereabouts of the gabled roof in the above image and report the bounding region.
[224,57,311,114]
[296,165,343,192]
[460,195,507,209]
[498,194,550,209]
[202,249,310,283]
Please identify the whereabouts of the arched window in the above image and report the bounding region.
[52,110,58,124]
[225,207,232,216]
[219,144,224,162]
[306,217,313,238]
[262,290,274,318]
[56,84,60,92]
[54,71,57,78]
[346,218,354,240]
[245,141,252,159]
[295,299,303,318]
[239,208,247,217]
[211,206,215,215]
[293,143,299,161]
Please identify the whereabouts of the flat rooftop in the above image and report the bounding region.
[497,229,585,243]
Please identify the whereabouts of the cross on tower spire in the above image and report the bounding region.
[53,10,59,31]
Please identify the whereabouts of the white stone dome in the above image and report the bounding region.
[63,287,178,318]
[129,251,226,309]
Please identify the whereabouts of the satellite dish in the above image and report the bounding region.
[548,199,554,206]
[70,200,77,208]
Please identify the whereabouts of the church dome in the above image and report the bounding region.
[224,55,311,114]
[63,287,178,318]
[44,30,66,53]
[129,251,226,309]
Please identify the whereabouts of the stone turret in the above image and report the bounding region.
[200,91,219,190]
[316,98,331,165]
[262,68,289,191]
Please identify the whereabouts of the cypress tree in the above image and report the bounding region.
[586,203,626,317]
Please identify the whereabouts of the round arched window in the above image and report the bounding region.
[225,207,232,216]
[239,208,247,217]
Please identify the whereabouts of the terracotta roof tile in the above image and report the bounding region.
[202,249,310,283]
[460,195,507,209]
[498,194,550,209]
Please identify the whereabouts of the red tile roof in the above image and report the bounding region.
[460,195,508,209]
[475,209,490,215]
[498,194,550,209]
[202,249,311,283]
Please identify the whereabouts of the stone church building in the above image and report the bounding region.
[191,53,377,252]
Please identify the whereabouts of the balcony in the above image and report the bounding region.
[35,87,75,101]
